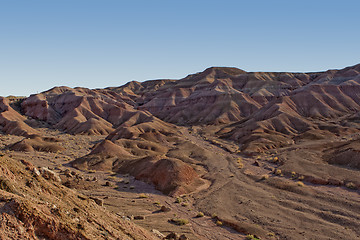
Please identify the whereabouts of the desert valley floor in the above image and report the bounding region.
[1,65,360,239]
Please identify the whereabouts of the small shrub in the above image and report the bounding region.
[246,234,260,240]
[261,174,269,180]
[211,213,217,219]
[175,197,183,203]
[298,175,304,181]
[196,212,204,218]
[170,218,189,226]
[346,182,357,190]
[181,202,188,207]
[274,169,282,175]
[88,170,96,173]
[106,176,117,181]
[297,181,305,187]
[216,220,223,226]
[291,171,296,178]
[138,193,148,199]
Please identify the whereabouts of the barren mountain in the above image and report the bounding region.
[1,64,360,239]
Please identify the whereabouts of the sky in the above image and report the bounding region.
[0,0,359,97]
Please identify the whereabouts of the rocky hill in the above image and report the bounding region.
[0,154,158,239]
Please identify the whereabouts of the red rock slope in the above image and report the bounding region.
[21,87,138,135]
[0,97,39,136]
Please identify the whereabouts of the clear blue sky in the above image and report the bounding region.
[1,0,359,96]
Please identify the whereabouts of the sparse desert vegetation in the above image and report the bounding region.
[170,218,189,226]
[246,234,260,240]
[261,174,269,180]
[196,211,205,218]
[216,220,223,226]
[345,182,357,190]
[297,181,305,187]
[138,193,149,199]
[274,169,282,176]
